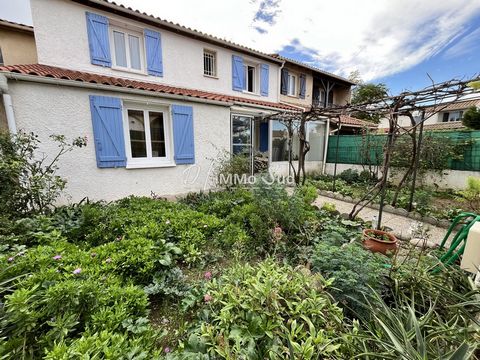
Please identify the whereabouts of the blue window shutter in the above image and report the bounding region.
[89,95,126,168]
[260,64,269,96]
[172,105,195,164]
[259,122,269,152]
[299,74,306,99]
[144,29,163,76]
[281,68,288,95]
[86,12,111,67]
[232,55,244,91]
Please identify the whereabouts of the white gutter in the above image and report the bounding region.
[0,74,17,134]
[322,118,330,174]
[1,72,234,108]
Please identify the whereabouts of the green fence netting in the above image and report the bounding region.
[326,130,480,171]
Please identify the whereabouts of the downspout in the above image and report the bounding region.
[0,74,17,134]
[322,117,330,174]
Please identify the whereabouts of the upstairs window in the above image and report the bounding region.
[0,47,3,66]
[287,74,297,96]
[203,49,217,77]
[244,64,256,93]
[111,27,144,71]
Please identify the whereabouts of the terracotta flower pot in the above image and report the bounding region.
[362,229,398,255]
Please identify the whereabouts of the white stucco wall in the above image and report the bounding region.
[378,114,440,129]
[8,81,231,203]
[31,0,281,103]
[269,161,323,177]
[324,163,480,190]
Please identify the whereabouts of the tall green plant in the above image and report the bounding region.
[0,132,86,219]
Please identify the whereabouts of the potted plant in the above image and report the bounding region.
[362,228,398,255]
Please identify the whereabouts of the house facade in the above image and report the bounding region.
[0,0,351,202]
[0,19,37,67]
[378,99,480,130]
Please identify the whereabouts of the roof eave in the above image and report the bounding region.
[71,0,283,65]
[273,54,355,86]
[0,20,34,33]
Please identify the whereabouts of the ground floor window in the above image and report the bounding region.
[123,104,172,167]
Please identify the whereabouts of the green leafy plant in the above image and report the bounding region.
[0,131,87,220]
[310,242,388,318]
[458,176,480,211]
[173,260,348,359]
[462,106,480,130]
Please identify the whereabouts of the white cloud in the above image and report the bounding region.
[442,26,480,60]
[49,0,480,80]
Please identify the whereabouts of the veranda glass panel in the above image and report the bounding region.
[231,115,252,157]
[306,122,325,161]
[271,120,289,161]
[128,110,147,157]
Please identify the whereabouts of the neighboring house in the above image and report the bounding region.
[0,0,349,202]
[266,55,354,172]
[0,19,37,66]
[0,19,37,132]
[330,115,378,135]
[378,99,480,129]
[273,55,354,109]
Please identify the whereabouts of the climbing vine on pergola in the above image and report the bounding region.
[269,76,480,229]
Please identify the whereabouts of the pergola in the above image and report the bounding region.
[270,76,480,229]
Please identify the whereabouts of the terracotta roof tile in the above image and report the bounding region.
[331,115,377,128]
[0,64,298,111]
[426,99,480,112]
[419,122,466,131]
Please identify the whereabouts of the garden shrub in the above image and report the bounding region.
[172,260,349,359]
[310,242,388,318]
[144,267,190,299]
[0,131,86,220]
[352,263,480,359]
[459,176,480,211]
[339,169,360,184]
[44,329,163,359]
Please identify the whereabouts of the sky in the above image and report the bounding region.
[1,0,480,94]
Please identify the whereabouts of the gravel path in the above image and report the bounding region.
[314,195,449,246]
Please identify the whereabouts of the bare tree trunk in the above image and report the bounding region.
[391,114,417,206]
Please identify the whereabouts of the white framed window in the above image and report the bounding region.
[203,49,217,77]
[110,26,145,72]
[123,103,174,168]
[243,64,257,93]
[287,74,297,96]
[442,111,463,122]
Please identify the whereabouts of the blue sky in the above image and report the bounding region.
[1,0,479,95]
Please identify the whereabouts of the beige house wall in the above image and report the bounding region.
[0,97,7,132]
[333,86,351,106]
[0,26,37,65]
[279,64,314,107]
